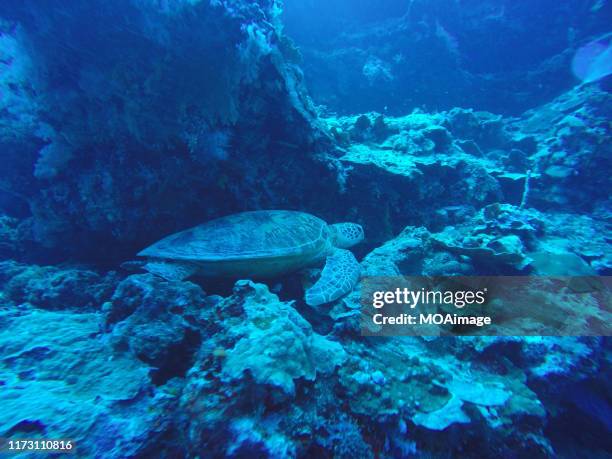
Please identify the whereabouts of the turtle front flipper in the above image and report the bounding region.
[305,249,360,306]
[144,261,197,281]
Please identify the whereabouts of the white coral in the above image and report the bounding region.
[222,281,347,395]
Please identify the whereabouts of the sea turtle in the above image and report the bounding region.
[137,210,364,306]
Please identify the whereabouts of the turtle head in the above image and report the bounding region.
[330,222,365,248]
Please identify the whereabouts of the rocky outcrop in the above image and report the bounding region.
[321,85,611,251]
[0,0,342,261]
[0,259,609,458]
[283,0,611,115]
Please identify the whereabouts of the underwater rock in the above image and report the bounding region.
[445,108,506,150]
[513,84,612,212]
[0,2,609,457]
[320,416,375,459]
[178,280,348,457]
[356,206,537,276]
[422,125,452,151]
[362,55,394,84]
[0,306,177,458]
[353,200,606,282]
[105,273,209,326]
[330,337,558,457]
[218,281,346,397]
[412,395,470,431]
[354,114,372,133]
[360,226,431,276]
[432,230,532,271]
[0,0,342,260]
[0,261,118,311]
[0,215,28,258]
[530,251,597,276]
[412,377,511,431]
[314,76,610,250]
[337,340,453,419]
[105,274,214,385]
[478,204,543,242]
[372,114,390,141]
[473,335,609,453]
[0,20,38,143]
[325,110,506,244]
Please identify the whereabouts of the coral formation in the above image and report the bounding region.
[0,1,609,458]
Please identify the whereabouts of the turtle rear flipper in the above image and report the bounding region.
[144,261,197,281]
[120,260,146,272]
[305,249,360,306]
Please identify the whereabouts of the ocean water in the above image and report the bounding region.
[0,1,610,458]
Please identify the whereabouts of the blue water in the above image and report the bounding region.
[0,1,610,458]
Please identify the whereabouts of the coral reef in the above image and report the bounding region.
[0,1,609,458]
[179,281,348,457]
[0,261,118,311]
[0,305,176,458]
[2,264,606,457]
[319,84,611,254]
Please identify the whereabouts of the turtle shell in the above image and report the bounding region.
[138,210,329,262]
